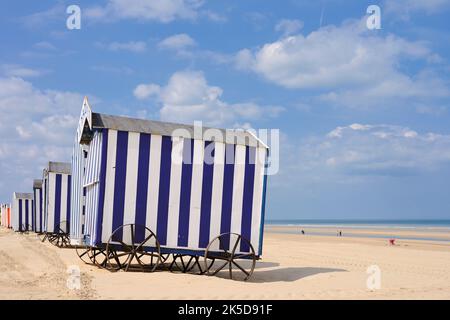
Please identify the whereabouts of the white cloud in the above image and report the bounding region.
[385,0,450,18]
[133,84,161,100]
[275,19,304,36]
[236,17,449,110]
[86,0,205,23]
[133,71,283,127]
[0,76,84,200]
[298,124,450,178]
[158,34,196,50]
[97,41,147,53]
[1,64,48,78]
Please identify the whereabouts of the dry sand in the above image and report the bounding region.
[0,226,449,300]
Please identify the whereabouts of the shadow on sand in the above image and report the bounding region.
[250,266,347,283]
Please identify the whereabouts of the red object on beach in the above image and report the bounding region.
[389,239,396,245]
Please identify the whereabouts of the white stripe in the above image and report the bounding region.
[209,142,225,250]
[122,132,140,244]
[251,147,265,254]
[145,134,161,234]
[188,139,204,249]
[60,175,68,223]
[102,130,118,243]
[230,145,246,239]
[166,137,184,247]
[47,173,56,233]
[29,200,33,230]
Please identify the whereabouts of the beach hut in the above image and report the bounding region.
[0,204,9,227]
[33,180,44,233]
[11,193,33,232]
[72,97,268,280]
[42,162,72,247]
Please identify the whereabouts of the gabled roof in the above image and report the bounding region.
[90,112,268,148]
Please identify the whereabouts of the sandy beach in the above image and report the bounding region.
[1,226,449,300]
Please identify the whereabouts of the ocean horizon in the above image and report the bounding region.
[265,219,450,228]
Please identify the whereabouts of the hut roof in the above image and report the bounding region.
[46,162,71,174]
[13,193,33,199]
[90,112,268,148]
[33,180,43,188]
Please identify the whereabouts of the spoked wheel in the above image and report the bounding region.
[204,233,257,281]
[106,224,161,273]
[169,255,205,274]
[48,221,70,248]
[76,245,92,264]
[21,224,31,234]
[37,232,47,242]
[90,247,109,268]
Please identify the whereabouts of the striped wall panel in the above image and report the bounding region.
[11,194,33,232]
[43,172,72,234]
[33,186,43,233]
[79,129,267,255]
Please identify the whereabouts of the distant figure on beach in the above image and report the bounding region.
[339,231,342,237]
[301,230,305,235]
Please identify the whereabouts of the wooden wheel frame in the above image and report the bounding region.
[21,224,32,234]
[76,246,109,268]
[48,221,70,248]
[76,245,92,264]
[204,233,256,281]
[106,224,161,272]
[169,254,204,274]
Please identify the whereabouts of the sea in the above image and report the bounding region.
[265,219,450,242]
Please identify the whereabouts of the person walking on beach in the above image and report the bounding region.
[301,229,305,235]
[339,231,342,237]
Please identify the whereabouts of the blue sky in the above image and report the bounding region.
[0,0,449,219]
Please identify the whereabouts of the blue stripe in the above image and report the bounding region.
[43,179,47,231]
[95,129,108,246]
[18,199,22,231]
[67,175,71,233]
[198,141,215,248]
[32,193,35,230]
[39,189,43,232]
[157,136,173,246]
[112,131,128,242]
[25,199,29,230]
[135,133,151,242]
[258,150,269,256]
[240,147,256,252]
[177,139,194,247]
[220,144,235,250]
[54,174,62,232]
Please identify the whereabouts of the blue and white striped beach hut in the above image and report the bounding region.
[72,98,268,279]
[12,193,33,232]
[33,179,44,233]
[43,162,72,235]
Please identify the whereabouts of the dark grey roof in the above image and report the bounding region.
[33,180,42,188]
[91,113,268,148]
[46,162,71,174]
[14,193,33,199]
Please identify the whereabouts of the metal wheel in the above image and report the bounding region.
[106,224,161,272]
[76,245,92,264]
[21,224,31,234]
[204,233,256,281]
[48,221,70,248]
[90,247,109,268]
